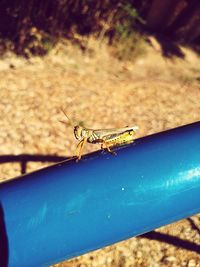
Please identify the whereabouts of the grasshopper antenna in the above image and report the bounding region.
[59,108,74,126]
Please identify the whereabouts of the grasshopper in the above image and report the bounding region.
[60,109,139,161]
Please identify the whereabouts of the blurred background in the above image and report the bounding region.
[0,0,200,266]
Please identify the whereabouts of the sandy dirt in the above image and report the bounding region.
[0,37,200,266]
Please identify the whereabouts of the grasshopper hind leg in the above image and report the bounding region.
[101,141,117,156]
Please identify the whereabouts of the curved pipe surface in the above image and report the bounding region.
[0,122,200,267]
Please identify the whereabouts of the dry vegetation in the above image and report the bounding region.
[0,0,199,58]
[0,35,200,266]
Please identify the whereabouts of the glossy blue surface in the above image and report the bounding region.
[0,122,200,267]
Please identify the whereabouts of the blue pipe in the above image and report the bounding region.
[0,122,200,267]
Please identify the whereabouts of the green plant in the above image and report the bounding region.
[112,32,147,61]
[115,3,145,39]
[112,3,146,61]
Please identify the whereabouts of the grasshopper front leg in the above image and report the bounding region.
[76,138,87,161]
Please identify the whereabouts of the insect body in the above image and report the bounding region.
[61,110,139,160]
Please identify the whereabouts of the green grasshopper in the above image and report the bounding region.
[61,109,139,161]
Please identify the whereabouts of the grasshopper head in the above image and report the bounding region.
[74,126,87,140]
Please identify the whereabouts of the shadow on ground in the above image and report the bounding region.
[154,34,185,59]
[140,228,200,254]
[0,154,68,175]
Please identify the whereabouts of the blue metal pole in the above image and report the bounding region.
[0,122,200,267]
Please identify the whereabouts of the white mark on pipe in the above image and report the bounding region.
[65,190,91,216]
[27,203,47,229]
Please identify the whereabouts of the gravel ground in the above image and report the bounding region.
[0,38,200,266]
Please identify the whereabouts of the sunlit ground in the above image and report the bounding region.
[0,38,200,266]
